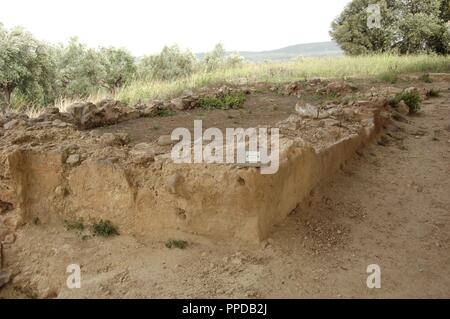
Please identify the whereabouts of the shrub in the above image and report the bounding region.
[394,90,422,113]
[155,106,175,117]
[92,220,119,237]
[165,239,188,249]
[199,92,246,110]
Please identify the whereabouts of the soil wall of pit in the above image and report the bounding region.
[3,105,386,243]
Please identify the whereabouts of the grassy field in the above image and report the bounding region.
[115,54,450,105]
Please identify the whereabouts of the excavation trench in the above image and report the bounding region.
[2,99,387,243]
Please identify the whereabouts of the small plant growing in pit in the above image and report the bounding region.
[165,239,188,249]
[92,220,119,237]
[394,90,422,114]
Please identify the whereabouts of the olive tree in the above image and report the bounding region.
[202,43,226,72]
[98,47,136,93]
[330,0,450,55]
[138,45,196,81]
[54,37,103,98]
[0,23,55,110]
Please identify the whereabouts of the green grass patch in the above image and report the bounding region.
[92,220,119,237]
[155,106,175,117]
[199,92,246,110]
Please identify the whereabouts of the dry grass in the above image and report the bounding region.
[115,54,450,105]
[23,91,110,118]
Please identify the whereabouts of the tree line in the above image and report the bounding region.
[0,23,242,110]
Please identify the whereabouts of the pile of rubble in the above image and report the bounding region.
[280,79,358,97]
[1,86,253,132]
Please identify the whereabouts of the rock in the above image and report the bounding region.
[326,81,355,95]
[171,98,189,111]
[231,257,243,266]
[43,107,60,115]
[397,100,410,115]
[0,270,12,288]
[97,99,139,123]
[295,103,329,119]
[67,102,96,120]
[67,100,139,129]
[157,135,177,146]
[2,233,16,244]
[100,133,129,146]
[130,143,155,164]
[3,119,25,130]
[2,214,23,230]
[54,186,68,197]
[65,154,81,165]
[343,108,356,120]
[356,100,372,108]
[140,105,157,117]
[35,121,53,128]
[283,82,303,95]
[171,94,199,111]
[52,119,70,128]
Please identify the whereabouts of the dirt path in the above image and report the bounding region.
[1,86,449,299]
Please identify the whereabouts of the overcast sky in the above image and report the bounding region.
[0,0,351,55]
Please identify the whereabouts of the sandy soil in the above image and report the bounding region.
[0,83,449,299]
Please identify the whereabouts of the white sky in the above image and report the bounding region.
[0,0,351,55]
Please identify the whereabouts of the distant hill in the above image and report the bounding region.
[197,41,344,61]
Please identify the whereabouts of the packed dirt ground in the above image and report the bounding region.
[0,75,449,298]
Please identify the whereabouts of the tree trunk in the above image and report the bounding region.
[0,86,13,112]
